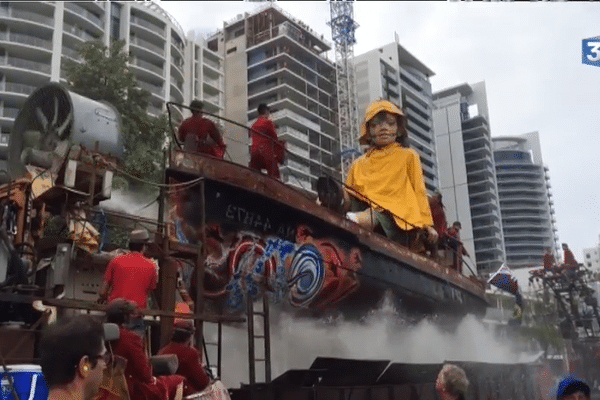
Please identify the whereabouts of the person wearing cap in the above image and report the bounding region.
[556,376,590,400]
[40,315,108,400]
[158,320,210,395]
[435,363,469,400]
[97,228,158,310]
[248,103,284,179]
[106,299,185,400]
[344,99,437,248]
[178,99,226,158]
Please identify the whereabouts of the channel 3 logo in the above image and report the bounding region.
[583,36,600,67]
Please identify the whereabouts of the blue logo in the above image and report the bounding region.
[582,36,600,67]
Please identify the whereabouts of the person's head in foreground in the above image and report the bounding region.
[359,99,407,149]
[435,363,469,400]
[557,376,590,400]
[40,315,108,400]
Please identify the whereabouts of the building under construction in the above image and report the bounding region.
[207,4,340,193]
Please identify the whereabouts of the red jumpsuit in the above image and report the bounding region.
[446,226,467,271]
[111,328,184,400]
[178,115,225,158]
[428,197,448,238]
[158,342,210,395]
[248,116,283,179]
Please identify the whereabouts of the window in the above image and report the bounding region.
[226,47,237,55]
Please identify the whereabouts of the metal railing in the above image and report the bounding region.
[0,31,52,50]
[0,6,53,26]
[130,15,165,36]
[64,2,103,28]
[130,36,164,57]
[0,56,51,74]
[63,23,98,42]
[132,57,164,77]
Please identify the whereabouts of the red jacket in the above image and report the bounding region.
[178,115,225,156]
[250,116,284,163]
[428,197,448,237]
[159,342,210,395]
[111,328,183,400]
[563,248,578,267]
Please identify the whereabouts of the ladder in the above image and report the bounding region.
[202,320,223,379]
[247,294,271,384]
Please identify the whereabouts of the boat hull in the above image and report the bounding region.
[167,149,487,318]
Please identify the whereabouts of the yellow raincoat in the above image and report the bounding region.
[346,142,433,230]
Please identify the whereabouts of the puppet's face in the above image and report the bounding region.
[368,111,398,148]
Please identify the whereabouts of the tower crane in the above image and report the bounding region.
[328,0,359,180]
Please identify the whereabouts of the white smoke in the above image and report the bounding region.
[99,188,159,221]
[204,298,523,388]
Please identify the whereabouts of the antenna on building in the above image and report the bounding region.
[328,0,359,179]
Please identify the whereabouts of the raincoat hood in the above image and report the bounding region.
[359,100,405,145]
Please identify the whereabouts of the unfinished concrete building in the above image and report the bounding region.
[207,4,339,192]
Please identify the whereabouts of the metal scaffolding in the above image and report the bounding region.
[328,0,359,180]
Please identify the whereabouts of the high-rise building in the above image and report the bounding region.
[0,1,223,141]
[433,82,505,275]
[206,4,339,193]
[584,235,600,272]
[492,132,558,269]
[354,40,437,192]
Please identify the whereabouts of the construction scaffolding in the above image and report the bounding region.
[328,0,359,179]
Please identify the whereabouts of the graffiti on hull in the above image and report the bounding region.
[167,181,362,311]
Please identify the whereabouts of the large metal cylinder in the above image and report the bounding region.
[6,83,123,181]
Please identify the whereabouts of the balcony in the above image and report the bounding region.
[0,31,52,51]
[130,15,165,36]
[138,81,164,97]
[203,54,221,71]
[63,23,98,42]
[0,106,20,119]
[287,142,309,159]
[64,2,103,28]
[0,6,53,27]
[271,109,320,132]
[132,57,164,77]
[0,56,50,74]
[130,36,165,57]
[278,125,309,144]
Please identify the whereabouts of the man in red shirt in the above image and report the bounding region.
[248,103,284,179]
[97,228,157,310]
[178,100,226,158]
[158,320,210,396]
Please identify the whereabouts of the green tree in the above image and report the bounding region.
[62,39,169,188]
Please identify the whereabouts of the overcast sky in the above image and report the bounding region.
[158,0,600,260]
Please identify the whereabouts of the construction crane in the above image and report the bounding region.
[328,0,359,180]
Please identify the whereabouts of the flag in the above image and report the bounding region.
[488,264,523,306]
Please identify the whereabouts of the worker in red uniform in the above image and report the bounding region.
[248,103,284,179]
[158,320,210,396]
[105,300,184,400]
[562,243,579,270]
[97,228,157,310]
[446,221,468,272]
[428,191,448,238]
[178,100,226,158]
[543,247,557,272]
